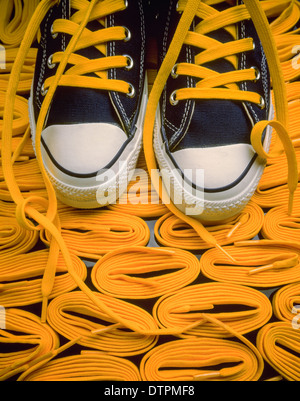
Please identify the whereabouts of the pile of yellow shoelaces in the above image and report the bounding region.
[0,0,300,382]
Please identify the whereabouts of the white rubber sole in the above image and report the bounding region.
[28,76,148,209]
[153,100,274,222]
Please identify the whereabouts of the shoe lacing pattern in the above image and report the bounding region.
[41,0,135,98]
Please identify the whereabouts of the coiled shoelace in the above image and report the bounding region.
[91,246,200,299]
[20,351,142,381]
[256,321,300,381]
[152,282,272,339]
[0,308,59,381]
[0,250,87,308]
[41,207,150,260]
[272,282,300,323]
[200,240,300,288]
[154,202,264,250]
[262,202,300,241]
[46,291,159,357]
[140,336,263,382]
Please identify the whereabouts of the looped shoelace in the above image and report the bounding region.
[140,336,263,381]
[200,239,300,288]
[154,201,264,250]
[91,246,201,299]
[46,291,159,357]
[257,321,300,381]
[0,250,87,308]
[20,351,142,381]
[41,207,150,260]
[262,202,300,241]
[0,308,59,381]
[152,282,272,339]
[272,281,300,323]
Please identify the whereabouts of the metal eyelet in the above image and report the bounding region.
[170,90,179,106]
[259,96,265,109]
[127,83,135,98]
[47,54,56,69]
[41,83,48,97]
[171,64,179,79]
[51,23,58,39]
[124,55,134,71]
[251,66,260,82]
[123,27,131,42]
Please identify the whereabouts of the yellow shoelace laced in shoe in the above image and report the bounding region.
[142,0,298,253]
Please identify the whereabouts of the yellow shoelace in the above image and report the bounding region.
[200,240,300,288]
[140,335,263,381]
[0,308,59,381]
[0,250,87,308]
[20,351,142,381]
[152,282,272,339]
[257,321,300,381]
[154,201,264,250]
[91,246,200,299]
[272,281,300,323]
[46,290,159,356]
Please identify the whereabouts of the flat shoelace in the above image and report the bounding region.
[154,201,264,250]
[262,202,300,241]
[256,321,300,381]
[41,207,150,260]
[200,240,300,288]
[0,308,59,381]
[140,336,263,381]
[91,246,201,299]
[20,351,142,381]
[0,250,87,308]
[152,282,272,339]
[272,282,300,323]
[41,0,134,97]
[46,291,159,357]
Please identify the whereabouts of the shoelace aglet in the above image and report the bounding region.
[226,214,248,238]
[41,296,48,323]
[215,243,237,263]
[194,371,221,381]
[92,323,122,335]
[248,263,274,275]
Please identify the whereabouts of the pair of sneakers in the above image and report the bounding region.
[29,0,278,223]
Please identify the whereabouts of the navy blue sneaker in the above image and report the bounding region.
[29,0,148,208]
[153,0,273,222]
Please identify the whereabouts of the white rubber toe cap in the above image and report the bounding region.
[172,143,256,192]
[41,123,128,176]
